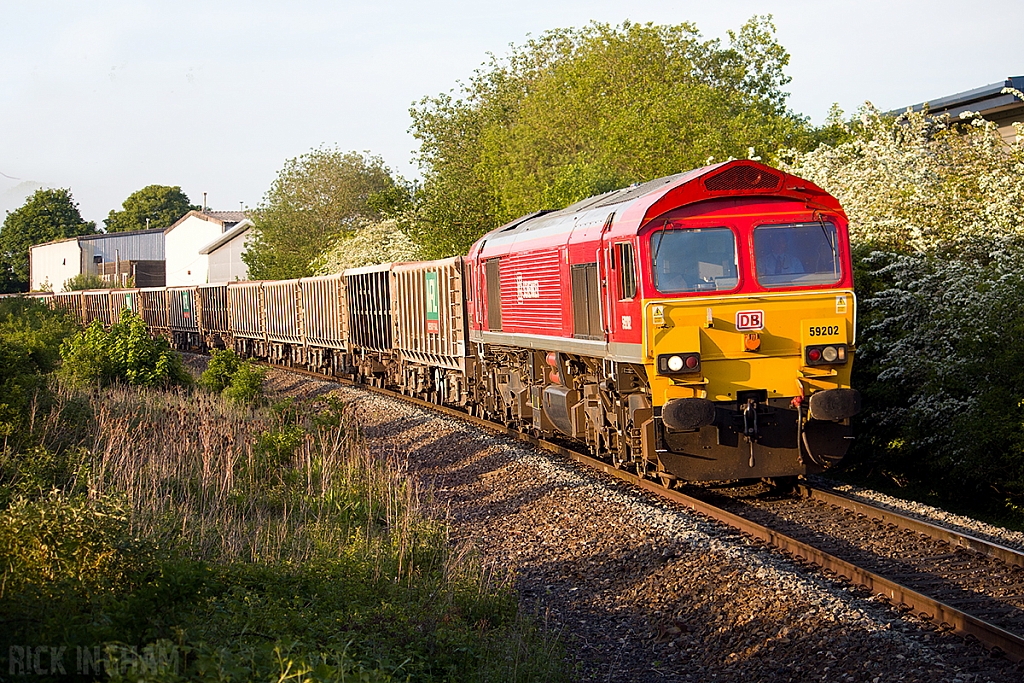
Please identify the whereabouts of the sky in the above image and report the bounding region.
[1,0,1021,227]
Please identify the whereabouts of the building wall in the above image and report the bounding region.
[81,229,165,267]
[30,240,83,291]
[207,230,251,283]
[165,216,221,286]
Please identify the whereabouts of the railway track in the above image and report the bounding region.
[272,363,1024,663]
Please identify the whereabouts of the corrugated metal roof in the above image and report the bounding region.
[164,210,251,235]
[895,75,1024,118]
[30,226,165,249]
[202,210,248,223]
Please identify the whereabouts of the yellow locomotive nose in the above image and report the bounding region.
[643,290,858,480]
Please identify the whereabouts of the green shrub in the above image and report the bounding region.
[57,319,112,386]
[255,424,305,469]
[0,445,90,505]
[0,296,78,373]
[63,272,110,291]
[199,348,241,393]
[58,311,190,388]
[0,297,77,442]
[222,361,265,405]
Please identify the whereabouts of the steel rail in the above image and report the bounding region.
[797,484,1024,569]
[270,365,1024,662]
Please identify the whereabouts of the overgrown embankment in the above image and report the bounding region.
[0,300,563,682]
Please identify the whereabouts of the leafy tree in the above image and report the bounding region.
[104,185,197,233]
[0,189,96,292]
[409,16,817,258]
[244,148,408,280]
[778,90,1024,513]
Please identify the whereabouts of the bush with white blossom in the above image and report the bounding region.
[311,218,422,274]
[780,92,1024,512]
[779,92,1024,252]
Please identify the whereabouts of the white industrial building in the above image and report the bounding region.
[201,222,253,283]
[164,210,253,286]
[29,227,165,292]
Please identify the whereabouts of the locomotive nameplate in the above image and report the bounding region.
[800,318,847,345]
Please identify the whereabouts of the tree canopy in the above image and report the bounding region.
[0,188,96,292]
[776,89,1024,510]
[243,148,408,280]
[408,16,817,259]
[104,185,197,233]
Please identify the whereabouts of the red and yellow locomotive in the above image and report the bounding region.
[465,159,860,483]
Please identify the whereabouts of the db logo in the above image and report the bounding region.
[735,310,764,331]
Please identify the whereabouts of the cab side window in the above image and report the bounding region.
[615,243,637,300]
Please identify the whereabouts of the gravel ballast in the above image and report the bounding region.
[263,368,1024,682]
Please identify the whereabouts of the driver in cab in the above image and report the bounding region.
[758,231,804,277]
[657,258,699,292]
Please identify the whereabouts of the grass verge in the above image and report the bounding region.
[0,381,564,682]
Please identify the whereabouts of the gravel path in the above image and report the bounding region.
[261,367,1024,682]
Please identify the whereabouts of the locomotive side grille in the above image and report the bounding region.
[485,258,502,331]
[571,263,602,341]
[703,165,782,192]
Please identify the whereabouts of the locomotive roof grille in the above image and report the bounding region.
[703,165,783,192]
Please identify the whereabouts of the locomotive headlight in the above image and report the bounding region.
[657,353,701,375]
[805,344,848,366]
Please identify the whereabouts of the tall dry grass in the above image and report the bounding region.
[32,382,475,586]
[2,380,564,681]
